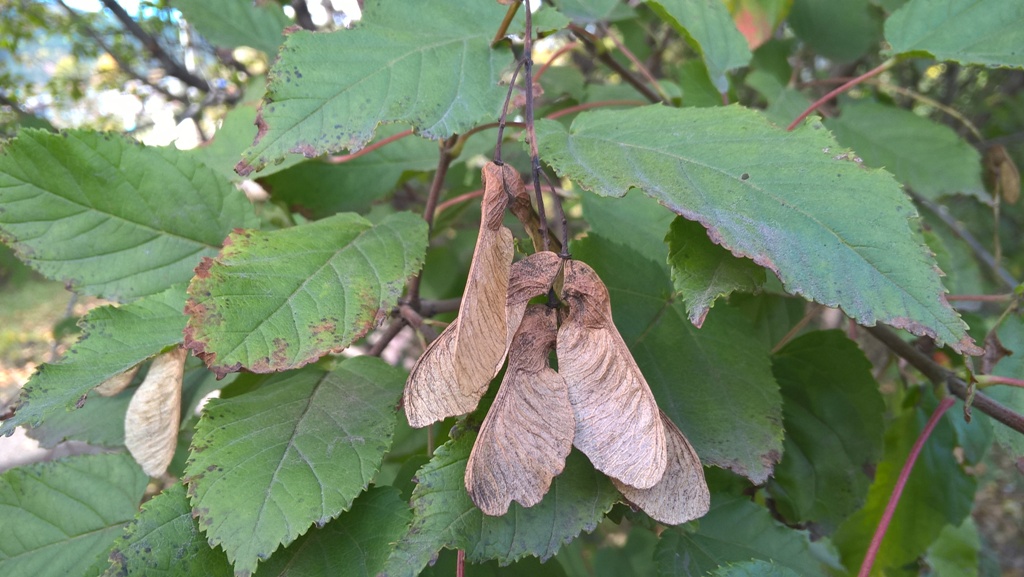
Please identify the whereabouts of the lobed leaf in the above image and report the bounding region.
[171,0,289,56]
[0,129,257,302]
[184,211,427,377]
[236,0,510,175]
[185,358,405,577]
[644,0,752,92]
[767,331,885,532]
[536,106,981,355]
[885,0,1024,68]
[381,435,618,576]
[0,285,187,436]
[0,453,148,577]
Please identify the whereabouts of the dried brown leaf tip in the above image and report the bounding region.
[557,259,668,489]
[404,163,515,427]
[466,304,574,515]
[125,346,186,477]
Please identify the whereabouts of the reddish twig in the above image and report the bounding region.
[977,375,1024,389]
[787,59,895,131]
[546,99,647,120]
[327,129,414,163]
[946,294,1013,302]
[457,549,466,577]
[857,396,956,577]
[535,41,579,81]
[434,188,485,217]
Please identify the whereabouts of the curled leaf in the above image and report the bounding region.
[93,364,141,397]
[466,305,574,515]
[125,347,186,476]
[613,412,710,525]
[404,163,514,427]
[557,260,667,489]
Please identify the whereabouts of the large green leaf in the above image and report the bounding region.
[788,0,881,61]
[767,331,885,532]
[644,0,752,92]
[0,453,148,577]
[172,0,288,55]
[0,129,257,301]
[535,106,980,355]
[236,0,510,176]
[832,394,977,574]
[185,358,405,576]
[255,487,412,577]
[826,100,987,201]
[667,216,765,326]
[574,235,783,484]
[654,494,824,577]
[381,434,618,577]
[103,483,234,577]
[184,211,427,377]
[0,286,187,436]
[581,192,675,264]
[885,0,1024,68]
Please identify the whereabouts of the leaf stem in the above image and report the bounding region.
[946,294,1013,302]
[434,188,485,217]
[857,396,956,577]
[491,1,521,47]
[327,129,415,164]
[457,549,466,577]
[865,325,1024,436]
[535,41,579,81]
[976,374,1024,389]
[787,59,895,131]
[545,99,647,120]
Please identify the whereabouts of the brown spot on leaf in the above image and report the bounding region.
[193,257,215,279]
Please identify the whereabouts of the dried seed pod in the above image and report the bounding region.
[125,347,186,477]
[557,260,667,489]
[466,305,574,515]
[506,250,562,347]
[403,163,514,427]
[94,364,141,397]
[613,412,710,525]
[506,166,562,255]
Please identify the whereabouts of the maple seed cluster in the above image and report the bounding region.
[404,163,710,524]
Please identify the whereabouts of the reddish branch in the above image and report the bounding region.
[787,59,894,131]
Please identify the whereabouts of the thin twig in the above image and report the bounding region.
[540,170,570,257]
[787,59,895,131]
[535,41,579,81]
[857,396,956,577]
[570,24,662,104]
[977,375,1024,389]
[434,188,485,217]
[770,304,818,354]
[523,5,550,251]
[406,135,460,308]
[327,129,414,164]
[545,99,647,120]
[368,319,407,357]
[494,59,526,163]
[946,294,1013,302]
[457,549,466,577]
[602,25,671,104]
[866,325,1024,436]
[491,1,521,47]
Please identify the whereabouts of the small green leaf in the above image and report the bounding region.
[826,100,987,201]
[885,0,1024,68]
[788,0,881,62]
[104,483,234,577]
[924,519,980,577]
[171,0,289,55]
[767,331,885,532]
[536,106,980,355]
[710,560,801,577]
[381,435,618,576]
[185,358,405,576]
[0,286,187,436]
[0,453,148,577]
[654,494,824,577]
[184,211,427,376]
[644,0,752,92]
[667,217,765,326]
[574,235,783,484]
[237,0,510,175]
[256,487,412,577]
[832,393,977,574]
[0,130,257,301]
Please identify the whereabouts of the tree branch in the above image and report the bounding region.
[569,24,662,104]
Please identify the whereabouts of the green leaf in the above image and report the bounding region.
[832,393,977,574]
[261,127,440,219]
[550,0,635,23]
[184,211,427,376]
[667,217,765,326]
[0,129,257,301]
[573,235,783,483]
[171,0,289,55]
[644,0,752,92]
[710,560,801,577]
[825,100,987,201]
[788,0,881,62]
[381,435,618,576]
[236,0,510,176]
[767,331,885,532]
[0,286,187,436]
[103,483,233,577]
[185,358,405,576]
[0,453,148,577]
[190,100,305,182]
[986,314,1024,456]
[255,486,412,577]
[581,192,675,264]
[654,494,824,577]
[535,106,980,355]
[885,0,1024,68]
[924,519,980,577]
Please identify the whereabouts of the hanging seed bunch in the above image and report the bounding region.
[404,163,710,524]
